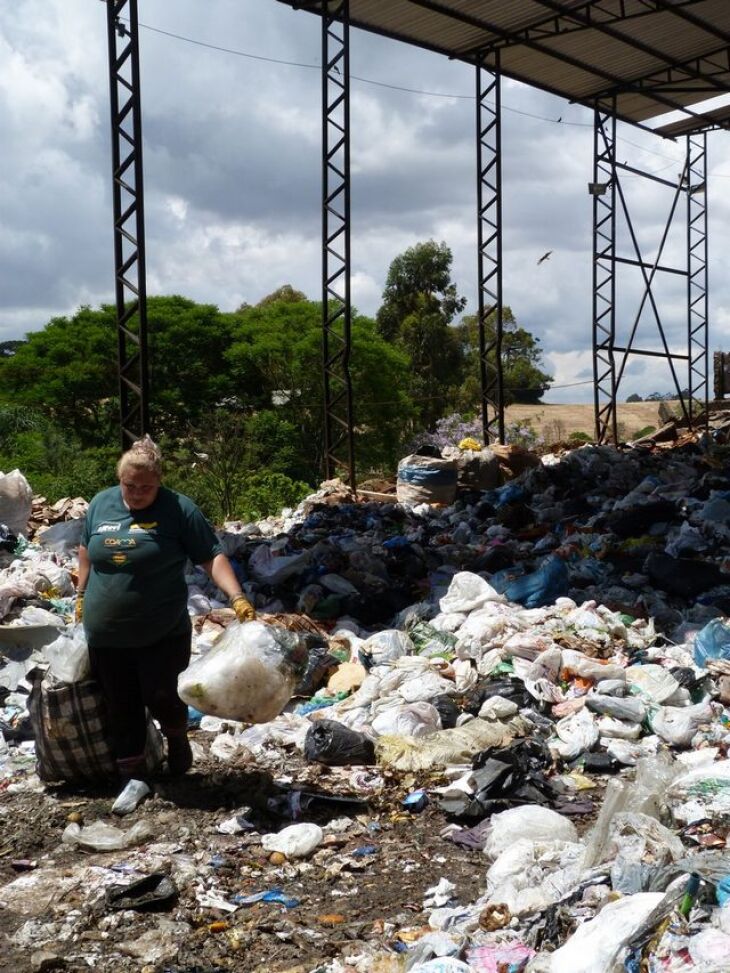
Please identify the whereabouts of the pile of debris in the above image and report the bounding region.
[2,433,730,972]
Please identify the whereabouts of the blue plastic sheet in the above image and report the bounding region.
[503,555,570,609]
[693,618,730,668]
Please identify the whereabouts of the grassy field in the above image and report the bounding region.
[504,401,677,442]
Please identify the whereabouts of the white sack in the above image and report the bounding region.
[0,469,33,537]
[439,572,504,614]
[484,805,577,860]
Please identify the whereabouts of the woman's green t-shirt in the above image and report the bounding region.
[81,485,222,648]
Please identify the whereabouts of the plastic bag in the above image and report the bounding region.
[439,572,504,614]
[0,469,33,537]
[650,700,714,748]
[261,823,323,859]
[371,702,441,738]
[377,716,516,772]
[303,719,375,766]
[484,805,577,859]
[248,543,311,584]
[62,818,154,852]
[625,663,680,704]
[36,518,86,555]
[609,811,684,864]
[360,629,413,667]
[177,620,305,722]
[693,618,730,668]
[503,555,569,609]
[544,893,665,973]
[43,627,90,684]
[585,694,646,723]
[551,708,599,761]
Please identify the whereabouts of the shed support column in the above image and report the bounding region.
[687,132,708,427]
[321,0,355,488]
[476,52,505,444]
[591,107,618,444]
[105,0,150,449]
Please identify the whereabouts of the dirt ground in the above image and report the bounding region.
[505,401,676,441]
[2,733,563,973]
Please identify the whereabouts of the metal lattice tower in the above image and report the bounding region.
[687,133,708,423]
[105,0,150,449]
[321,0,355,487]
[476,53,505,444]
[591,107,618,445]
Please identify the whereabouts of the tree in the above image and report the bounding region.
[0,297,240,444]
[376,241,467,427]
[0,340,25,358]
[626,393,643,402]
[376,240,466,341]
[454,307,552,406]
[226,296,415,479]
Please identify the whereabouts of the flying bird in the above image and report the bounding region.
[537,250,552,265]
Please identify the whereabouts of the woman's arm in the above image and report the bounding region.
[200,553,256,621]
[77,544,90,591]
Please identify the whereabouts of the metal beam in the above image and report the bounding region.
[592,107,618,444]
[321,0,355,488]
[687,132,709,425]
[476,53,504,444]
[105,0,150,449]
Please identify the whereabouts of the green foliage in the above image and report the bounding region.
[236,471,310,522]
[227,297,414,478]
[163,412,310,524]
[455,308,553,407]
[376,240,466,341]
[626,393,643,403]
[633,425,656,439]
[568,430,593,443]
[375,241,466,429]
[0,423,116,500]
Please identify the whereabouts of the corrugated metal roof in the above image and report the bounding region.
[277,0,730,134]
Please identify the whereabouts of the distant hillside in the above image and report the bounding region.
[504,401,679,442]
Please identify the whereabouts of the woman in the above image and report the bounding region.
[76,436,255,782]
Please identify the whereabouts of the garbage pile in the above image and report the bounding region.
[2,434,730,971]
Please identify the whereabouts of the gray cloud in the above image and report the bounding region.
[1,0,729,407]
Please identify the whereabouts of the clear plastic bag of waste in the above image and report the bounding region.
[177,620,306,722]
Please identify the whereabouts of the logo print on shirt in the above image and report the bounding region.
[111,553,128,566]
[129,521,158,532]
[97,523,121,533]
[104,538,136,548]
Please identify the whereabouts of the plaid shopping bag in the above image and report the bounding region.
[28,668,164,783]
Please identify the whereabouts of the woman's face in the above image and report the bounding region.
[119,468,161,510]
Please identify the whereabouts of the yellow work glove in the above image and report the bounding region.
[231,593,256,623]
[75,591,85,624]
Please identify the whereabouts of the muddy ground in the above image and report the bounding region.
[0,729,567,973]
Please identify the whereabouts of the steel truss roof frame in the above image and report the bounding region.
[279,1,730,135]
[105,0,150,449]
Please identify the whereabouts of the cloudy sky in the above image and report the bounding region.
[2,0,730,403]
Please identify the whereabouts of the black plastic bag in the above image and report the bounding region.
[431,694,460,729]
[294,643,339,697]
[0,523,17,553]
[303,719,375,766]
